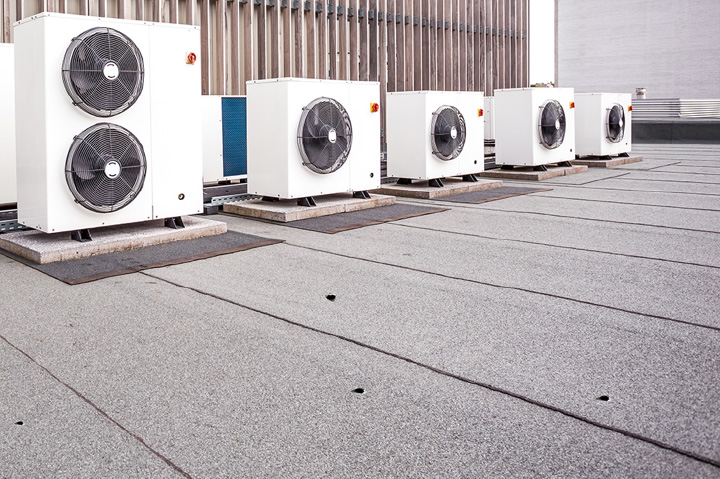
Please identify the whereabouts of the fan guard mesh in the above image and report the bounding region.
[537,100,566,149]
[61,27,145,117]
[430,105,466,161]
[606,104,625,143]
[297,97,353,174]
[65,123,147,213]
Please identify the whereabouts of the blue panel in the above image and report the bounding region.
[221,97,247,177]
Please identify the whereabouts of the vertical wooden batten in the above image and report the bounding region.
[368,0,377,81]
[282,0,291,76]
[328,0,337,78]
[348,0,358,80]
[318,0,327,78]
[215,0,226,93]
[337,0,346,78]
[258,0,267,79]
[230,0,241,93]
[270,0,279,77]
[358,0,367,80]
[305,0,316,78]
[200,0,210,93]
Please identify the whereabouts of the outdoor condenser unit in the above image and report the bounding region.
[14,13,203,234]
[484,96,495,141]
[246,78,381,202]
[495,87,576,167]
[575,93,632,157]
[386,91,485,183]
[202,95,247,184]
[0,43,16,207]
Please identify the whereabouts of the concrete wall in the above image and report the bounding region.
[557,0,720,99]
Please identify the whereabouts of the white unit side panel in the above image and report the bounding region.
[0,45,16,206]
[386,92,433,179]
[484,96,495,140]
[574,93,604,155]
[495,88,575,167]
[201,96,224,184]
[248,78,354,199]
[495,89,535,166]
[345,81,381,192]
[15,13,155,232]
[247,80,291,198]
[149,24,203,218]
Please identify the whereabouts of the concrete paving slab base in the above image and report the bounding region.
[572,156,644,167]
[222,193,396,222]
[0,216,227,264]
[479,164,589,181]
[373,177,503,199]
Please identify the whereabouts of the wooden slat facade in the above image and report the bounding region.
[3,0,529,143]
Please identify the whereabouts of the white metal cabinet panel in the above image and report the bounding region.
[0,44,16,206]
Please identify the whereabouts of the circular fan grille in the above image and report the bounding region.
[297,97,353,174]
[65,123,147,213]
[61,27,145,117]
[606,104,625,143]
[537,100,566,149]
[430,105,466,161]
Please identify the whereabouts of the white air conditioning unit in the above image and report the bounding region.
[246,78,381,202]
[484,96,495,141]
[14,13,202,235]
[575,93,632,157]
[495,87,576,167]
[202,95,247,184]
[0,43,16,207]
[386,91,484,182]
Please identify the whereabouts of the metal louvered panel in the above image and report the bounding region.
[221,96,248,177]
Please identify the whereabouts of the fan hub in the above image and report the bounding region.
[555,119,560,130]
[104,159,121,179]
[328,128,337,144]
[450,126,457,139]
[103,61,119,81]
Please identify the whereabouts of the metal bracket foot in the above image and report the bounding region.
[533,165,549,171]
[297,196,317,207]
[428,178,445,188]
[165,216,185,229]
[619,152,630,157]
[352,191,371,199]
[557,161,573,167]
[462,174,479,182]
[397,178,413,185]
[261,196,280,202]
[500,165,515,170]
[70,229,92,242]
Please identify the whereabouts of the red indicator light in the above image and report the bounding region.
[370,102,380,112]
[569,101,575,109]
[186,52,197,65]
[478,108,484,117]
[628,105,633,111]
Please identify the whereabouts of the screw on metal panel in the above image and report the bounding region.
[326,294,336,301]
[352,388,365,394]
[597,395,610,401]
